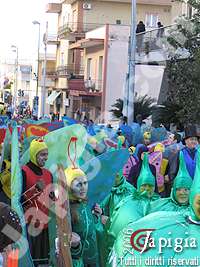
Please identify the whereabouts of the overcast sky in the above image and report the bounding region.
[0,0,58,63]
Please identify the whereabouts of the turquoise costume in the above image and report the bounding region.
[105,154,159,265]
[97,175,135,267]
[109,150,200,267]
[100,175,136,217]
[149,151,192,214]
[70,201,99,267]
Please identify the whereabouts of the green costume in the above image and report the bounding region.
[100,175,136,217]
[149,151,192,214]
[105,153,159,265]
[97,175,135,267]
[109,150,200,267]
[70,201,99,267]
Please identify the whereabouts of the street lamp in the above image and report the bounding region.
[32,20,40,118]
[11,45,18,113]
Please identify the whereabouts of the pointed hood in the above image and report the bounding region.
[171,151,192,204]
[189,149,200,220]
[137,153,155,189]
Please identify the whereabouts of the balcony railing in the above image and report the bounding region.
[45,68,57,79]
[43,33,60,45]
[58,22,104,38]
[46,3,62,13]
[68,78,102,96]
[56,64,84,77]
[84,79,102,92]
[136,23,181,56]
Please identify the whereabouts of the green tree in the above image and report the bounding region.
[110,95,155,121]
[164,0,200,125]
[153,100,184,130]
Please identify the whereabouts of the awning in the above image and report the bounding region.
[46,91,61,105]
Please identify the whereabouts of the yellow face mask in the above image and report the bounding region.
[29,139,48,166]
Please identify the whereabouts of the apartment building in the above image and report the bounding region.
[0,60,33,108]
[45,0,188,122]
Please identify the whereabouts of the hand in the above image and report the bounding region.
[115,172,122,186]
[164,175,170,183]
[70,232,81,248]
[92,203,102,216]
[101,215,109,225]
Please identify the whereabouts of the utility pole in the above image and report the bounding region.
[41,21,48,117]
[11,45,18,113]
[126,0,137,125]
[32,20,41,118]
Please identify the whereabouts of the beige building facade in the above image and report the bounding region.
[45,0,189,122]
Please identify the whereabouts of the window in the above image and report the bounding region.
[98,56,103,81]
[145,13,158,28]
[60,52,64,66]
[87,58,92,79]
[187,4,192,19]
[116,20,121,25]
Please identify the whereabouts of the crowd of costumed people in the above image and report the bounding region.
[0,111,199,267]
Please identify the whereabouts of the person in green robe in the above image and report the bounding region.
[65,166,99,267]
[102,153,159,265]
[149,150,193,215]
[93,171,135,267]
[109,150,200,267]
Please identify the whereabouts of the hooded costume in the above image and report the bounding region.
[109,150,200,267]
[149,151,192,214]
[65,166,99,267]
[126,144,156,188]
[21,139,53,266]
[104,153,159,265]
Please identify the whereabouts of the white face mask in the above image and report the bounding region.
[71,176,88,200]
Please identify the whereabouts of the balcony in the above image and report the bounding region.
[68,78,102,96]
[43,33,60,45]
[46,68,58,80]
[84,79,102,92]
[135,23,182,63]
[56,64,84,77]
[46,3,62,13]
[39,78,56,88]
[58,22,103,41]
[69,38,104,50]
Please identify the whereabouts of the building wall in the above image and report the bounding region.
[104,25,129,122]
[62,1,174,31]
[46,60,56,71]
[58,3,72,28]
[137,4,172,27]
[84,45,104,81]
[171,1,185,21]
[82,2,173,28]
[83,1,131,26]
[135,64,165,100]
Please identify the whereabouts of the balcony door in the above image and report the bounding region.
[145,13,159,28]
[87,58,92,79]
[98,56,103,91]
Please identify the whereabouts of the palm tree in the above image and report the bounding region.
[153,100,184,130]
[110,95,155,121]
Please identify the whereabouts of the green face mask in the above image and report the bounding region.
[172,151,192,204]
[137,153,155,190]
